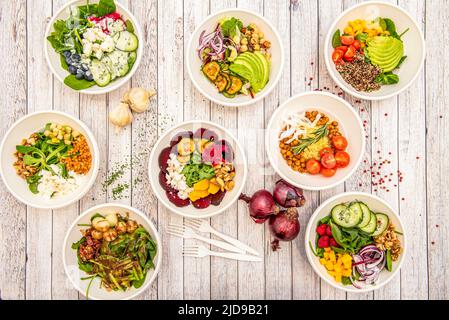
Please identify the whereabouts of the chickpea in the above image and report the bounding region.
[240,37,248,45]
[252,33,259,41]
[250,37,257,45]
[263,41,271,48]
[240,45,248,52]
[258,32,264,39]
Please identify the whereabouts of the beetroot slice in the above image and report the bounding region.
[193,128,218,141]
[210,190,226,206]
[158,147,172,173]
[170,131,193,147]
[166,189,190,207]
[192,195,212,209]
[159,171,170,191]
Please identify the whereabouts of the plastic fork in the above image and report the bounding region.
[183,245,262,262]
[166,224,245,254]
[185,219,260,256]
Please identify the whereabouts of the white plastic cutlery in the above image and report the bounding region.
[167,224,245,254]
[183,245,262,262]
[185,219,260,256]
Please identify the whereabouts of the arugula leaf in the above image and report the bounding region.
[64,75,96,90]
[27,175,41,194]
[97,0,116,17]
[181,163,215,187]
[220,17,243,37]
[375,72,399,85]
[332,29,342,48]
[71,237,86,250]
[341,276,352,286]
[16,145,39,154]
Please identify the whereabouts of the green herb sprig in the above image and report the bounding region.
[291,124,329,155]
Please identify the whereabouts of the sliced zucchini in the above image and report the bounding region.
[214,74,228,92]
[90,59,111,87]
[220,72,232,91]
[202,61,220,81]
[222,92,236,98]
[114,30,139,52]
[357,202,372,228]
[128,51,137,68]
[371,213,390,237]
[359,212,377,234]
[227,76,243,95]
[331,203,361,228]
[177,138,195,156]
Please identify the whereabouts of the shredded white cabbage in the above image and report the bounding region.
[279,111,322,144]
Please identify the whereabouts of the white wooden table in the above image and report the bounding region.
[0,0,447,300]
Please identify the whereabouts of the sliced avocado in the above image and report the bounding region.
[237,53,264,91]
[254,51,270,88]
[366,36,404,72]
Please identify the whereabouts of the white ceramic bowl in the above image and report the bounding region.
[0,111,100,209]
[324,1,425,100]
[305,192,406,293]
[63,203,161,300]
[266,92,365,191]
[186,8,284,107]
[148,120,247,218]
[44,0,143,94]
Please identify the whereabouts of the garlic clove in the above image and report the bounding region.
[124,87,156,113]
[109,102,133,133]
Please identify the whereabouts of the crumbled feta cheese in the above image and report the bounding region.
[81,26,115,59]
[37,164,86,199]
[165,154,193,200]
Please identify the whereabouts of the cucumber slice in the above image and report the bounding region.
[128,51,137,68]
[357,202,372,228]
[371,213,390,236]
[114,31,139,52]
[331,203,361,228]
[359,212,377,234]
[90,59,111,87]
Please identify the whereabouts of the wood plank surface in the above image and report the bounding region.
[0,0,442,300]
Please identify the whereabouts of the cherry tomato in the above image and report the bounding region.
[321,167,337,177]
[335,46,348,54]
[321,153,337,169]
[332,136,348,150]
[319,147,334,158]
[332,50,344,64]
[352,39,361,50]
[340,35,354,45]
[306,159,321,175]
[335,151,350,168]
[343,45,356,62]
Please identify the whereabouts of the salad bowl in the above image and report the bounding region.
[44,0,143,94]
[324,1,425,100]
[0,111,100,209]
[266,91,365,191]
[305,192,406,293]
[148,120,248,218]
[186,8,284,107]
[63,203,161,300]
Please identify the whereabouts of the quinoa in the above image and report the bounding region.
[62,136,92,174]
[336,52,381,92]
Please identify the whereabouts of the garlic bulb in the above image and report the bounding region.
[109,102,133,133]
[123,87,156,113]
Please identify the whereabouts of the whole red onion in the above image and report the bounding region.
[239,190,279,223]
[269,207,300,250]
[273,179,305,208]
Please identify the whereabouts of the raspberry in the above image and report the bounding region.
[316,224,327,236]
[329,237,339,248]
[317,235,330,248]
[325,225,332,236]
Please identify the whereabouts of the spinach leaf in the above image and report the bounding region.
[332,29,341,48]
[319,215,331,225]
[97,0,116,17]
[377,17,387,31]
[355,32,368,43]
[132,272,146,289]
[60,54,69,71]
[78,261,94,273]
[375,72,399,85]
[16,145,39,154]
[383,18,400,39]
[220,17,243,37]
[64,75,96,90]
[396,56,407,69]
[71,237,86,250]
